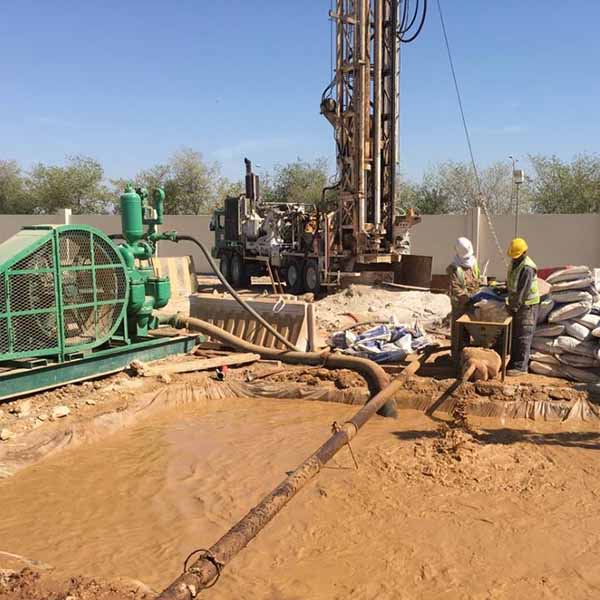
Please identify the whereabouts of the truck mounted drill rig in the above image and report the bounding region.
[211,0,427,294]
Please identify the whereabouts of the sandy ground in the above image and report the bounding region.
[2,282,600,599]
[1,398,600,599]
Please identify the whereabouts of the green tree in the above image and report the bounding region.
[27,155,112,214]
[529,153,600,213]
[263,158,330,207]
[398,176,451,214]
[0,160,31,213]
[402,160,530,215]
[123,148,228,214]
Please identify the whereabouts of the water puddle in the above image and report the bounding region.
[0,397,358,590]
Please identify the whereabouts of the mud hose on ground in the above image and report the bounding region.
[155,357,423,600]
[164,313,396,417]
[174,235,298,351]
[109,233,298,352]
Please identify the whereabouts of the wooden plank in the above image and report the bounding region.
[142,353,260,377]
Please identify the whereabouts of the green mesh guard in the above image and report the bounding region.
[0,225,128,361]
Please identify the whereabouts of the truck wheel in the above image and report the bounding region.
[231,254,251,288]
[219,254,232,283]
[303,260,321,294]
[286,261,304,295]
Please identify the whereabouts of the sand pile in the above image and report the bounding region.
[315,285,451,332]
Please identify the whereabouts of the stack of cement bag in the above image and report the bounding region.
[530,266,600,383]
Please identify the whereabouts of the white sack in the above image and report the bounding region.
[548,301,592,323]
[551,277,594,293]
[530,361,563,378]
[546,266,592,284]
[530,352,561,366]
[558,353,598,368]
[537,297,555,324]
[551,290,593,304]
[555,335,598,358]
[531,337,563,354]
[575,313,600,329]
[534,324,565,338]
[564,321,593,341]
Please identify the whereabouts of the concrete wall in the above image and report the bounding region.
[0,210,598,276]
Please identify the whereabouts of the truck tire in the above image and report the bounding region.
[286,260,304,295]
[219,254,232,283]
[303,260,321,294]
[231,254,251,288]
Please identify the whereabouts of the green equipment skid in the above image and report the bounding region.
[0,187,201,401]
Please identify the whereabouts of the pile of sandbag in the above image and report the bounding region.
[530,266,600,383]
[330,321,432,363]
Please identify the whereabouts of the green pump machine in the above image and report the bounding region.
[0,186,199,400]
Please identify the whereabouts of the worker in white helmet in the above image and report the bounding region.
[447,237,481,361]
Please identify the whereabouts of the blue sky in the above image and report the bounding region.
[1,1,599,183]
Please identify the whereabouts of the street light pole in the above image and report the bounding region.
[509,156,524,237]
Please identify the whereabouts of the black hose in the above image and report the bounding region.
[399,0,427,43]
[175,235,298,351]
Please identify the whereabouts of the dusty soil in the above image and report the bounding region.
[0,567,153,600]
[1,282,599,599]
[1,400,600,599]
[313,284,451,333]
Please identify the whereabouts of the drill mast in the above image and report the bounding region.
[322,0,424,263]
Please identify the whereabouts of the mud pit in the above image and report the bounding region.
[2,394,600,599]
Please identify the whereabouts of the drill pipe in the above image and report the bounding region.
[156,357,422,600]
[167,314,394,416]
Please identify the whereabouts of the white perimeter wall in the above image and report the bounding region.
[0,210,597,276]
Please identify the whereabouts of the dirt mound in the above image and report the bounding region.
[315,285,451,332]
[0,567,154,600]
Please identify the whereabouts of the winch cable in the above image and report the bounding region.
[436,0,507,264]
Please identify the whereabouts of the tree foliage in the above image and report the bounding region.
[399,160,532,215]
[528,153,600,213]
[262,158,330,207]
[129,148,227,215]
[0,160,30,213]
[26,155,112,214]
[0,151,598,216]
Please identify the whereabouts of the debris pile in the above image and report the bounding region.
[530,266,600,383]
[330,322,432,363]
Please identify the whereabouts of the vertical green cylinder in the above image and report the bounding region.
[121,185,143,245]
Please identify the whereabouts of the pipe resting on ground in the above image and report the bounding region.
[163,312,396,418]
[155,358,424,600]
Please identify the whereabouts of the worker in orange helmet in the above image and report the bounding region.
[506,237,540,376]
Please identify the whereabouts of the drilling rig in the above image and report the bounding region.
[211,0,427,293]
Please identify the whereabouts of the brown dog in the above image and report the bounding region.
[460,347,502,382]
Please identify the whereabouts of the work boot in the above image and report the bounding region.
[506,368,527,377]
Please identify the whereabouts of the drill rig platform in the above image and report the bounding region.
[211,0,427,294]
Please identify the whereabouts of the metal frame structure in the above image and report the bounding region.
[323,0,401,261]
